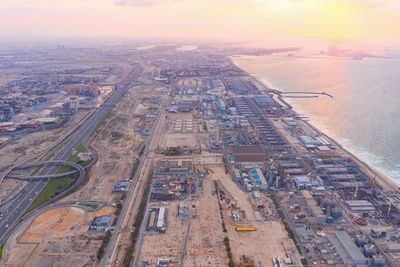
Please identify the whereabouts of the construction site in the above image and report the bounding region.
[2,45,400,267]
[1,57,169,266]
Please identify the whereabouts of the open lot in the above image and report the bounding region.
[139,202,187,264]
[209,165,301,266]
[163,133,199,148]
[3,206,115,267]
[183,177,227,266]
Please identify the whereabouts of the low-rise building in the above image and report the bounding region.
[88,216,113,231]
[328,231,368,266]
[301,190,326,224]
[344,200,375,213]
[294,176,312,190]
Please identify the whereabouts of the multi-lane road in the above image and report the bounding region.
[0,63,143,244]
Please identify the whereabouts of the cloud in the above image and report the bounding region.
[115,0,270,7]
[115,0,400,8]
[115,0,180,6]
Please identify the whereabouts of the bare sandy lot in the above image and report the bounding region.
[139,202,187,264]
[208,165,301,266]
[4,206,115,267]
[183,177,227,266]
[163,133,198,148]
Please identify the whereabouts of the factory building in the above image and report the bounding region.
[344,200,375,213]
[283,118,296,127]
[157,159,193,175]
[363,244,377,257]
[252,118,287,150]
[301,190,326,224]
[300,135,321,149]
[371,255,385,267]
[328,231,368,266]
[252,168,268,190]
[88,216,113,232]
[253,95,274,105]
[112,180,130,194]
[294,176,312,190]
[355,234,369,247]
[157,207,166,233]
[231,145,267,167]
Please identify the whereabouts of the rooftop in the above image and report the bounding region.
[233,154,267,163]
[295,175,311,184]
[328,231,367,265]
[231,145,265,154]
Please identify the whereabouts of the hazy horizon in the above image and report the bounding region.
[1,0,400,47]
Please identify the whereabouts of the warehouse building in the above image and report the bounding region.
[112,180,130,194]
[328,231,367,266]
[344,200,375,213]
[230,145,267,166]
[301,190,326,224]
[88,216,113,232]
[157,207,166,233]
[300,135,321,149]
[294,176,312,190]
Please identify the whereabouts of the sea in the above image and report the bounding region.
[232,47,400,184]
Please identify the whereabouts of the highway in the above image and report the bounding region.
[0,63,143,244]
[6,160,84,180]
[0,200,106,263]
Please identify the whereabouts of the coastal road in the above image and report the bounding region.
[0,63,143,244]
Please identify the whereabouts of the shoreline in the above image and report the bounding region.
[300,115,400,192]
[231,56,400,193]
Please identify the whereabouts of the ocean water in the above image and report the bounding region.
[233,51,400,184]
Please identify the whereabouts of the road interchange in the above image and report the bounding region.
[0,63,143,244]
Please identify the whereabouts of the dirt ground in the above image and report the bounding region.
[210,165,256,221]
[138,177,228,267]
[139,202,187,264]
[136,160,299,267]
[183,177,227,266]
[3,66,165,266]
[163,133,199,148]
[228,221,297,266]
[64,86,151,203]
[3,206,115,267]
[208,165,301,266]
[0,110,90,169]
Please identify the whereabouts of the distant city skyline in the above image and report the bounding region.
[0,0,399,45]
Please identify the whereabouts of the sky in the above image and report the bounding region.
[0,0,399,44]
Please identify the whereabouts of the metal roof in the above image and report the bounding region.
[295,175,311,184]
[231,145,265,154]
[328,231,367,265]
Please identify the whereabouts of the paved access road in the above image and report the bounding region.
[100,85,172,267]
[0,64,143,244]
